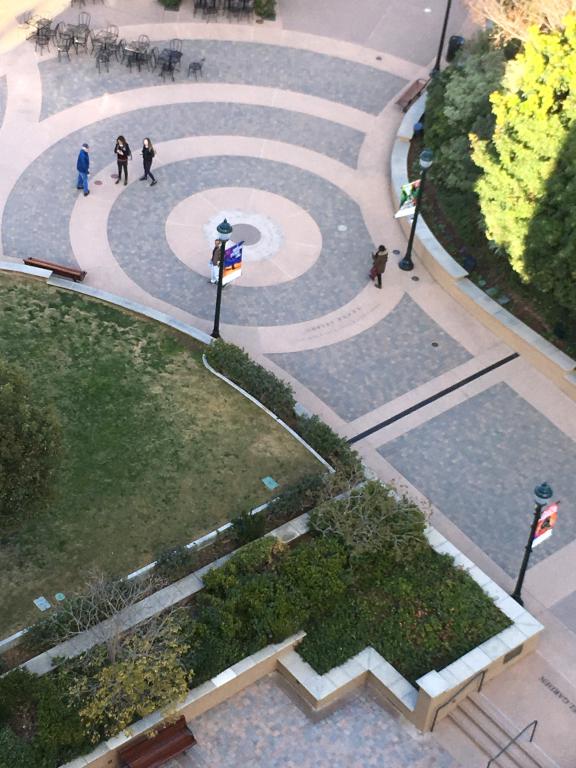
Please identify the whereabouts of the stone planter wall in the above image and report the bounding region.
[391,98,576,401]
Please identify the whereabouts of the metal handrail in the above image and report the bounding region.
[486,719,538,768]
[430,668,486,731]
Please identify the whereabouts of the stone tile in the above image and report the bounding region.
[550,589,576,635]
[379,383,576,576]
[38,40,406,119]
[179,674,458,767]
[269,295,471,420]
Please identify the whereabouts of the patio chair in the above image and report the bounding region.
[107,24,119,39]
[55,35,72,61]
[227,0,244,21]
[143,47,158,71]
[114,38,127,62]
[187,57,205,80]
[95,48,111,73]
[169,38,183,52]
[74,27,90,55]
[137,34,150,49]
[78,11,91,27]
[35,30,51,55]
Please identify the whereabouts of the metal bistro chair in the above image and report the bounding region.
[187,57,205,80]
[95,48,111,73]
[78,11,91,27]
[107,24,119,39]
[169,38,183,53]
[114,38,127,63]
[227,0,244,21]
[143,47,158,72]
[55,33,72,61]
[74,26,90,55]
[137,34,150,49]
[35,28,51,55]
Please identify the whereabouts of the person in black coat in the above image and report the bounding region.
[140,138,157,186]
[114,135,132,185]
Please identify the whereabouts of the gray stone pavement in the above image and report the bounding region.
[1,1,576,765]
[378,382,576,576]
[170,674,457,768]
[38,39,406,119]
[269,295,471,419]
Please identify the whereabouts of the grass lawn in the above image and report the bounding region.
[0,274,322,636]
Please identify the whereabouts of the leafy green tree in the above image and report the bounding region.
[0,359,61,519]
[69,614,192,742]
[472,15,576,308]
[426,34,505,194]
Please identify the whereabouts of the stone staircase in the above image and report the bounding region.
[436,693,559,768]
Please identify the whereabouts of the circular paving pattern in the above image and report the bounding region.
[165,186,323,288]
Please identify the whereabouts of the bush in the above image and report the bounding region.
[205,341,296,425]
[0,359,61,520]
[295,415,362,479]
[265,473,325,522]
[155,544,199,582]
[310,481,428,560]
[157,0,180,8]
[254,0,276,19]
[231,509,266,546]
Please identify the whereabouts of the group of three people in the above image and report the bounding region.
[76,136,157,196]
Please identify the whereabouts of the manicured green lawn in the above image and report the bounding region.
[0,274,322,635]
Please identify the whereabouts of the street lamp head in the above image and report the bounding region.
[216,218,233,242]
[419,149,434,170]
[534,482,553,506]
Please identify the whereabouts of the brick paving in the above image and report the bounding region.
[168,675,458,768]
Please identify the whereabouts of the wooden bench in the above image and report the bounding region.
[396,78,429,112]
[23,257,86,282]
[118,716,196,768]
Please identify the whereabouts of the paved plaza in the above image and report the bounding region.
[0,0,575,764]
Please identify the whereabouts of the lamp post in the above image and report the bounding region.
[511,482,554,605]
[432,0,453,74]
[398,149,433,272]
[211,218,233,340]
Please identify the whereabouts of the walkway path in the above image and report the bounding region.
[0,1,575,766]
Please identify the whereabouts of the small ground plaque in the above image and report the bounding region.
[55,592,66,602]
[33,596,52,612]
[261,476,279,490]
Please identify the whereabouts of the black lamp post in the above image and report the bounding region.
[211,218,233,340]
[398,149,433,272]
[511,482,554,606]
[432,0,453,74]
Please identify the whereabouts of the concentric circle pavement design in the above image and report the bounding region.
[166,188,322,288]
[108,155,370,326]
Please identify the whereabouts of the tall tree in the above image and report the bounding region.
[471,14,576,308]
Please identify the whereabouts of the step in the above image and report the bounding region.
[448,693,558,768]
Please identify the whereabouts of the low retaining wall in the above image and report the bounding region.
[58,520,543,767]
[391,97,576,401]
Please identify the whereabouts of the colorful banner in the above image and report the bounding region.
[223,241,243,285]
[394,180,420,219]
[532,502,559,548]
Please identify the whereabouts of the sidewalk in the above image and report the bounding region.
[0,1,574,765]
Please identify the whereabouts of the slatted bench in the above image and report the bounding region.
[23,257,86,282]
[118,716,196,768]
[396,78,429,112]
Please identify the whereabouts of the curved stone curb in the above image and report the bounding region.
[389,96,576,400]
[0,262,212,345]
[202,353,335,473]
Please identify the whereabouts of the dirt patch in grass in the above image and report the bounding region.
[0,274,322,636]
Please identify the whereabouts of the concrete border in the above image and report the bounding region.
[389,96,576,401]
[57,516,543,767]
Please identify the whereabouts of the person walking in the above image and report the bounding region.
[370,244,388,289]
[76,143,90,197]
[114,135,132,185]
[140,138,157,186]
[210,239,221,284]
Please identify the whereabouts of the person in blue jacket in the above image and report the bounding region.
[76,143,90,197]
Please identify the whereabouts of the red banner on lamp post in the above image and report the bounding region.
[532,502,559,548]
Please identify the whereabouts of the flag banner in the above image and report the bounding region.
[223,241,243,285]
[532,502,559,548]
[394,180,420,218]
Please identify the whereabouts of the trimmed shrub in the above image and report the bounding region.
[265,473,325,522]
[295,414,362,479]
[154,544,199,582]
[254,0,276,19]
[205,341,296,424]
[231,508,267,546]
